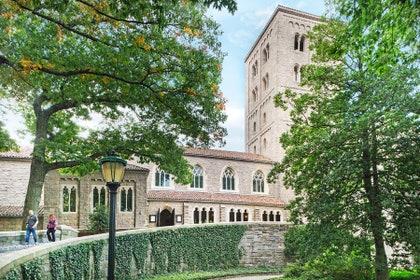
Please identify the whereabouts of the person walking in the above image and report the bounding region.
[47,214,58,242]
[25,210,38,245]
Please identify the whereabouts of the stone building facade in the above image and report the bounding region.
[0,5,321,231]
[245,5,321,162]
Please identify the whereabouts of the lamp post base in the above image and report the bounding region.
[107,182,120,280]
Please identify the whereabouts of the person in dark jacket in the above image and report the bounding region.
[47,214,58,242]
[25,210,38,245]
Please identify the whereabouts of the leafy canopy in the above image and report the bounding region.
[269,0,419,271]
[0,0,236,183]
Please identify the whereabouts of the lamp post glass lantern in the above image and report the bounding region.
[99,153,127,280]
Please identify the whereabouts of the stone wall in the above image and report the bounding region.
[0,222,291,279]
[0,218,21,232]
[0,225,79,246]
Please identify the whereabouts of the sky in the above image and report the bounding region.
[3,0,326,152]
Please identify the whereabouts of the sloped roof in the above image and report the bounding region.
[147,190,284,208]
[184,148,274,164]
[0,149,32,160]
[0,206,44,217]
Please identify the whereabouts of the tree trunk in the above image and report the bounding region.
[21,97,49,229]
[21,158,48,229]
[362,130,389,280]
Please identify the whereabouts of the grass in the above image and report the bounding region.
[144,267,283,280]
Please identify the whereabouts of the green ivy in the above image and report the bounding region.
[3,268,20,280]
[1,225,247,280]
[21,258,42,280]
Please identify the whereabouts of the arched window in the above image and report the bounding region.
[209,208,214,223]
[120,188,127,211]
[262,48,268,63]
[269,211,274,221]
[299,35,305,52]
[236,210,242,222]
[243,210,249,222]
[262,76,267,90]
[263,138,267,150]
[229,209,235,222]
[262,211,268,221]
[194,208,199,224]
[252,90,257,102]
[63,186,77,213]
[294,64,300,82]
[266,44,270,59]
[120,187,133,212]
[294,33,299,50]
[191,165,204,189]
[93,186,107,209]
[253,146,257,153]
[252,64,256,76]
[253,121,256,132]
[263,112,266,123]
[127,188,133,211]
[201,208,207,223]
[276,211,281,222]
[253,171,265,193]
[222,168,235,191]
[265,74,269,89]
[155,169,170,187]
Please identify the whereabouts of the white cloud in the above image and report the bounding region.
[222,103,244,151]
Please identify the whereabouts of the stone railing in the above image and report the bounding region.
[0,225,79,247]
[0,222,290,280]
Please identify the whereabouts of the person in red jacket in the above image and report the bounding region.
[46,214,58,242]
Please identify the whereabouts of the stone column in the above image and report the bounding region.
[219,205,226,222]
[254,208,261,222]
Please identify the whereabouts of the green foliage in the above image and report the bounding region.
[88,205,109,233]
[3,268,20,280]
[389,269,420,280]
[143,267,282,280]
[21,258,42,280]
[0,0,237,225]
[0,121,18,152]
[269,1,419,279]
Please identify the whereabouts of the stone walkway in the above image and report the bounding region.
[212,274,283,280]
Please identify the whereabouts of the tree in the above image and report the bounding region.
[0,0,237,228]
[269,1,419,280]
[88,205,109,234]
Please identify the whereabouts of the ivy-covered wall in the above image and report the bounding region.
[0,224,252,280]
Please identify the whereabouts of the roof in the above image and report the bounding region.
[245,5,322,62]
[126,163,149,172]
[0,206,44,217]
[184,148,273,164]
[0,149,32,160]
[147,190,284,207]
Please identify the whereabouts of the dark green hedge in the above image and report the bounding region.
[1,225,247,280]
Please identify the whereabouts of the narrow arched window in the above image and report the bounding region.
[243,210,249,222]
[120,188,127,212]
[236,209,242,222]
[262,77,267,90]
[265,74,269,89]
[262,48,268,63]
[252,90,257,102]
[229,209,235,222]
[100,187,106,206]
[253,146,257,153]
[253,171,265,193]
[294,65,300,82]
[127,188,133,211]
[222,168,235,191]
[253,121,256,132]
[263,112,266,123]
[294,33,299,50]
[155,169,170,187]
[70,187,77,212]
[262,211,268,221]
[276,211,281,222]
[263,138,267,150]
[269,211,274,221]
[209,208,214,223]
[63,186,70,212]
[194,208,199,224]
[252,64,256,76]
[93,187,99,208]
[191,165,204,189]
[299,35,305,52]
[201,208,207,223]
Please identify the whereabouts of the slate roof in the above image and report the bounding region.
[0,206,44,217]
[147,190,284,207]
[0,149,32,160]
[184,148,274,164]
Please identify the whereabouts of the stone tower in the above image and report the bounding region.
[245,5,321,162]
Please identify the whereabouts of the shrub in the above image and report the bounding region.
[390,269,420,280]
[88,205,109,233]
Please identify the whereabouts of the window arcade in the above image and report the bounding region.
[155,169,171,187]
[222,167,235,191]
[120,187,133,212]
[63,185,77,213]
[191,165,204,189]
[253,171,265,193]
[93,186,107,209]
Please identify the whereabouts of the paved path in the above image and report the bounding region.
[212,274,283,280]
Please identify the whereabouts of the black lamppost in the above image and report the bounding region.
[99,152,127,280]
